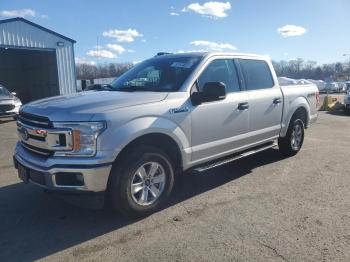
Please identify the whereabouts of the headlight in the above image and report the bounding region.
[14,98,22,106]
[53,121,106,157]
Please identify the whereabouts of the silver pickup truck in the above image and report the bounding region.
[13,52,319,216]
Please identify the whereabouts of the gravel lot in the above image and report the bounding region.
[0,110,349,262]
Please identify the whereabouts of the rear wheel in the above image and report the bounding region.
[278,117,305,157]
[107,145,174,217]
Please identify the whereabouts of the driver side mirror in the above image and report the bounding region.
[191,82,226,106]
[11,92,17,96]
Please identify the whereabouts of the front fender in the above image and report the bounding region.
[102,116,191,166]
[280,96,311,137]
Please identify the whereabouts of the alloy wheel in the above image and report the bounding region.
[130,162,166,206]
[291,122,303,150]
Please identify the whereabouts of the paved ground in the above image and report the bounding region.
[0,110,349,262]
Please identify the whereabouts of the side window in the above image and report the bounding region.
[198,59,240,93]
[240,59,274,90]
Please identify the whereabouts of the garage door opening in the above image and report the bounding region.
[0,47,59,104]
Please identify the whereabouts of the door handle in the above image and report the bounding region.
[238,102,249,110]
[273,98,282,104]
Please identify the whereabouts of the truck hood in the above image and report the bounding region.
[21,91,168,121]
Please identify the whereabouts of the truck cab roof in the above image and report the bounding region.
[155,51,270,61]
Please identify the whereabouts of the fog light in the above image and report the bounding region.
[55,172,84,186]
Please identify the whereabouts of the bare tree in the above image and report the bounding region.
[76,62,133,80]
[273,59,350,81]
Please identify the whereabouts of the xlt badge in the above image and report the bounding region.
[169,107,189,114]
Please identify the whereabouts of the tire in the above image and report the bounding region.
[345,106,350,115]
[107,145,175,217]
[278,116,305,157]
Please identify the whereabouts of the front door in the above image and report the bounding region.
[190,59,249,163]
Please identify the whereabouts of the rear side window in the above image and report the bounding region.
[198,59,240,93]
[240,59,274,90]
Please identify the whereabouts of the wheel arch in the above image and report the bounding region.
[107,117,190,174]
[280,98,310,137]
[292,107,308,126]
[115,132,184,174]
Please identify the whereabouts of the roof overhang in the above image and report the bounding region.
[0,17,76,44]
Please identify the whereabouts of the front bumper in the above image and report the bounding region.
[0,111,18,118]
[0,103,20,118]
[13,143,112,192]
[0,112,17,118]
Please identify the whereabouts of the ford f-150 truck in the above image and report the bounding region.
[13,52,319,216]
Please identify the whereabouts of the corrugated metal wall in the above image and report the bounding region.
[0,20,77,95]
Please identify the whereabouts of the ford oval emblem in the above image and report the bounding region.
[21,128,29,141]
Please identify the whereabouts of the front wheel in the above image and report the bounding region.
[107,146,175,217]
[278,118,305,157]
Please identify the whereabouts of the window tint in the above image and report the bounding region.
[240,59,274,90]
[198,59,240,93]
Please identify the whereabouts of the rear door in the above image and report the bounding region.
[239,59,283,143]
[190,58,249,163]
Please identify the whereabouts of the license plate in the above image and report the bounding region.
[18,163,29,184]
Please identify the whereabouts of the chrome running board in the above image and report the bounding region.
[193,142,277,173]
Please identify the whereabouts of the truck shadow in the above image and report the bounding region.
[171,148,283,205]
[0,148,283,261]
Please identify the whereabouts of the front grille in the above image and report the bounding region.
[22,142,53,156]
[18,112,53,157]
[18,112,51,128]
[28,134,45,141]
[0,104,15,112]
[17,112,72,158]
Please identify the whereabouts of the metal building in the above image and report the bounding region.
[0,17,77,103]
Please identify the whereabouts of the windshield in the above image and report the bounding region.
[110,56,202,92]
[0,86,11,96]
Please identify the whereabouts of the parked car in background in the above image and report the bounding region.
[325,82,341,93]
[307,79,326,92]
[346,81,350,91]
[0,84,22,119]
[337,82,347,93]
[344,89,350,115]
[83,83,112,91]
[13,52,319,217]
[278,77,298,86]
[278,78,326,92]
